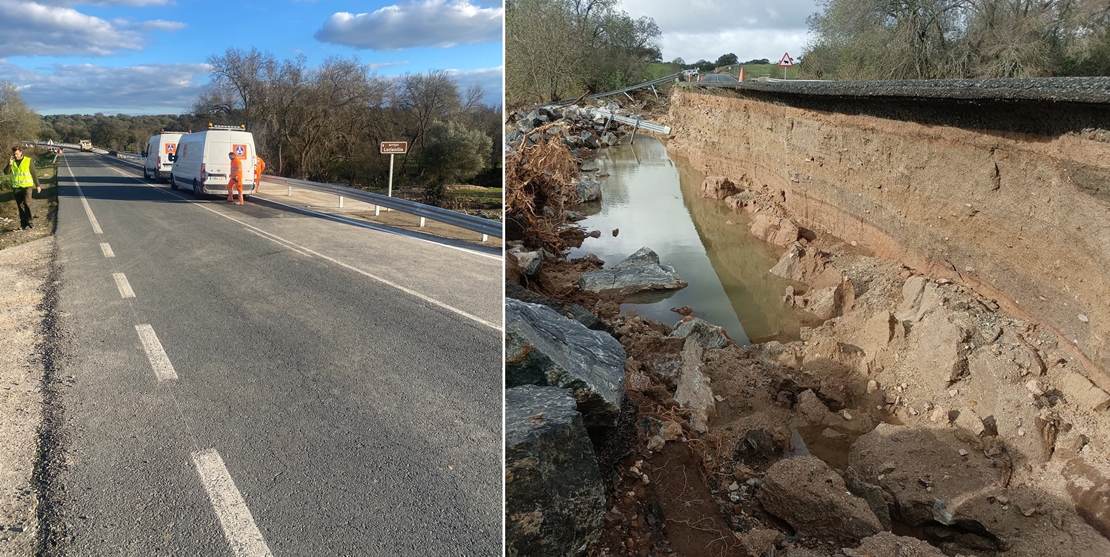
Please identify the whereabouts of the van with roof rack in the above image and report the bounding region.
[142,130,184,182]
[168,124,257,199]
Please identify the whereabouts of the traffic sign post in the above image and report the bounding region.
[778,53,794,80]
[379,141,408,216]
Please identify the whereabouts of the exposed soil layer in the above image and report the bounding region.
[511,89,1110,556]
[664,87,1110,389]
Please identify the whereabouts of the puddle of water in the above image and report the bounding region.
[568,137,817,344]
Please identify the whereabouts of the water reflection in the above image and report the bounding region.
[568,137,817,344]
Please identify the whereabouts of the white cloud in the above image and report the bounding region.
[0,60,209,114]
[0,0,151,56]
[660,29,813,65]
[132,19,187,32]
[447,66,502,106]
[314,0,502,50]
[622,0,818,34]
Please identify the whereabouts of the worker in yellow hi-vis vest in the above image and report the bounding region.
[227,151,244,205]
[3,145,41,230]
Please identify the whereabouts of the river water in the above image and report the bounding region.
[567,136,818,345]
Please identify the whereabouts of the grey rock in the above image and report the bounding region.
[577,180,602,203]
[674,339,716,433]
[580,160,600,172]
[600,132,618,146]
[505,298,626,426]
[579,247,687,295]
[668,317,732,349]
[506,385,606,557]
[508,247,541,276]
[507,130,524,148]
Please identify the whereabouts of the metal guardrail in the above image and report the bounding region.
[588,109,671,135]
[102,153,503,239]
[262,175,502,238]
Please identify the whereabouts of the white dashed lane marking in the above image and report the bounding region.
[134,324,177,381]
[100,243,115,257]
[192,449,274,557]
[112,273,135,299]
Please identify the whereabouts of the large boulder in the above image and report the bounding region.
[769,243,843,289]
[579,247,687,295]
[668,316,732,349]
[505,298,626,427]
[505,385,606,557]
[750,213,800,247]
[673,339,716,433]
[576,179,602,203]
[757,455,884,546]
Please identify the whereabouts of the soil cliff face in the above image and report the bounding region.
[664,87,1110,386]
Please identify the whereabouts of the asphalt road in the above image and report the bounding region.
[46,151,503,556]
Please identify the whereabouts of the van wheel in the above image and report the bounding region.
[192,180,202,199]
[169,174,178,190]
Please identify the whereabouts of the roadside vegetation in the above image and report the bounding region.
[802,0,1110,79]
[505,0,663,107]
[0,147,59,249]
[32,54,502,211]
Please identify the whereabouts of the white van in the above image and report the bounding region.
[169,124,256,198]
[142,131,183,182]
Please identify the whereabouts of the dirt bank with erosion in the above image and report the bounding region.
[506,84,1110,557]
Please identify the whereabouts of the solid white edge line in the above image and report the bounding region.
[134,324,177,381]
[191,449,274,557]
[262,197,503,261]
[112,272,135,298]
[65,157,104,234]
[100,243,115,257]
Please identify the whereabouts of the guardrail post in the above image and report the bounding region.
[287,185,292,196]
[375,205,380,216]
[339,195,344,208]
[482,234,488,242]
[630,119,641,144]
[419,216,426,227]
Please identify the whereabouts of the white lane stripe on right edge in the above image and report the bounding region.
[192,449,274,557]
[100,243,115,257]
[112,273,135,298]
[134,324,177,381]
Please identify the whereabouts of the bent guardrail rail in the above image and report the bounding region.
[100,152,503,239]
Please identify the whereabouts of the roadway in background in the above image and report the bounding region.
[47,150,502,556]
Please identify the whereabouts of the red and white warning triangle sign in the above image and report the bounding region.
[778,52,794,67]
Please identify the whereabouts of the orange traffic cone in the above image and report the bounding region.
[739,67,745,81]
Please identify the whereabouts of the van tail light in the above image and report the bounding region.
[201,163,207,183]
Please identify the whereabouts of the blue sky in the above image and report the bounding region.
[0,0,504,115]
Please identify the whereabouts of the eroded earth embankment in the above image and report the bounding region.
[505,81,1110,557]
[665,84,1110,387]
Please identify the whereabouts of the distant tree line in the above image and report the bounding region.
[803,0,1110,79]
[0,81,40,151]
[39,50,503,203]
[669,54,774,74]
[505,0,662,105]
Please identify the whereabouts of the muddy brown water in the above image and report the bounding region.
[568,137,816,344]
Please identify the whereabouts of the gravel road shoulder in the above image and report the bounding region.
[0,237,52,556]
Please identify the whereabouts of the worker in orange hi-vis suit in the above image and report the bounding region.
[254,155,266,193]
[227,152,244,205]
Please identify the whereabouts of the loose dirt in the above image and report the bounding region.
[511,90,1110,556]
[0,237,51,556]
